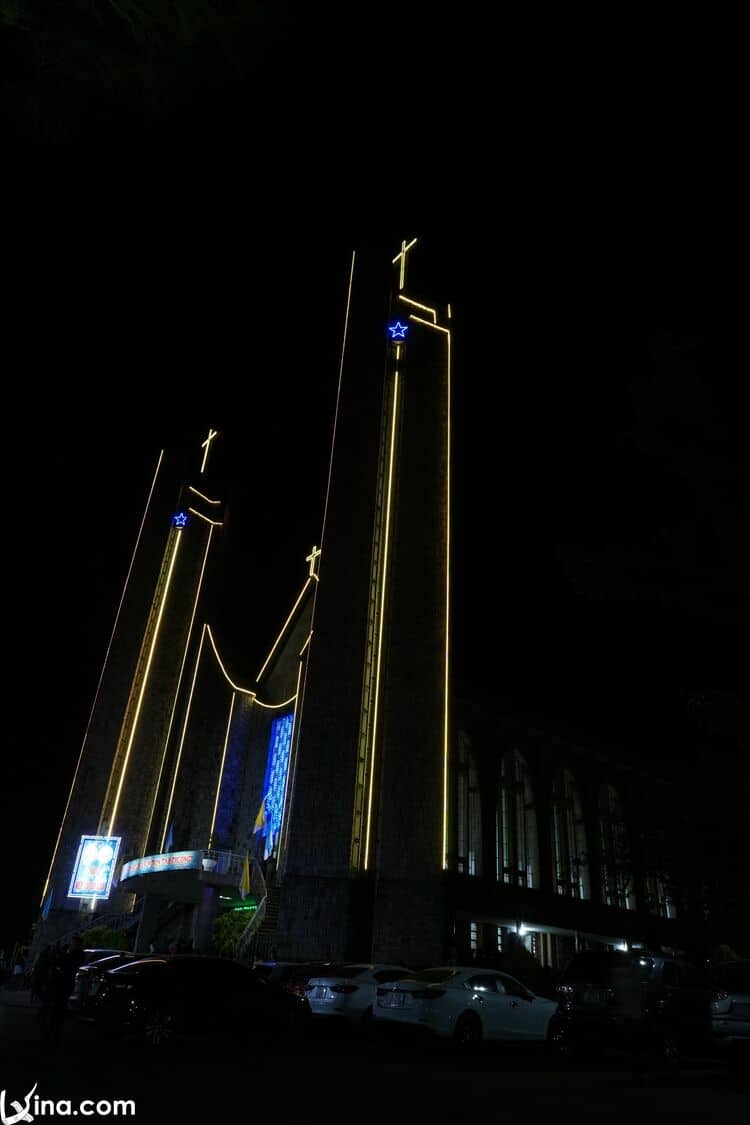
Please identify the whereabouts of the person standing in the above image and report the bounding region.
[43,935,85,1046]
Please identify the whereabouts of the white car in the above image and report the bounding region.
[375,965,557,1045]
[306,963,413,1024]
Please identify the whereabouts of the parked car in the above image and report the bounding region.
[548,949,712,1063]
[91,955,311,1047]
[710,960,750,1058]
[375,966,557,1044]
[70,952,140,1010]
[254,961,333,1000]
[306,964,413,1024]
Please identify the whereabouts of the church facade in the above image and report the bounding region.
[35,240,689,969]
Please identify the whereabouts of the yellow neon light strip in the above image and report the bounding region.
[187,507,223,527]
[205,625,255,696]
[253,693,298,710]
[398,294,437,322]
[205,625,296,707]
[109,528,183,837]
[275,659,303,869]
[364,369,400,870]
[299,631,313,657]
[320,251,356,555]
[443,326,452,869]
[160,624,207,850]
[256,578,312,682]
[142,525,214,853]
[188,485,221,506]
[209,693,236,844]
[40,450,165,907]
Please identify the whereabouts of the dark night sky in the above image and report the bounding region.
[2,7,747,953]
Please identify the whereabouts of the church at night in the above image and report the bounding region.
[35,240,689,973]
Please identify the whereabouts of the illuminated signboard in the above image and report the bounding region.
[68,836,121,899]
[120,850,203,881]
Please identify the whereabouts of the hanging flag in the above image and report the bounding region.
[239,852,251,900]
[253,797,266,836]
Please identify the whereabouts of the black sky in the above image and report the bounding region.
[2,7,747,953]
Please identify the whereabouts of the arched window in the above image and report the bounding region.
[598,784,635,910]
[496,749,539,888]
[456,734,482,875]
[551,768,589,899]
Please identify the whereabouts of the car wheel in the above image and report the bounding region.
[141,1007,174,1048]
[454,1012,482,1047]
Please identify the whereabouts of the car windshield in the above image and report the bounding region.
[89,955,125,970]
[714,963,750,993]
[411,969,461,984]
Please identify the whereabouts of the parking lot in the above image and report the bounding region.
[2,988,748,1124]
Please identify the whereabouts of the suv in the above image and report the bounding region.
[548,949,712,1062]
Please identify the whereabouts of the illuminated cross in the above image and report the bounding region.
[200,428,219,474]
[306,544,322,579]
[392,237,417,291]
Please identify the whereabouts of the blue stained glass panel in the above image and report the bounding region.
[261,713,294,854]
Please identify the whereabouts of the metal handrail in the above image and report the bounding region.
[201,849,248,876]
[235,858,268,962]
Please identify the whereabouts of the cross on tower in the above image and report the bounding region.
[306,544,322,579]
[392,237,418,291]
[200,428,219,474]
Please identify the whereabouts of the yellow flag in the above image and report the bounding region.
[253,797,266,835]
[239,852,251,900]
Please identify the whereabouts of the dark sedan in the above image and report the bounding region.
[91,955,311,1047]
[71,952,141,1011]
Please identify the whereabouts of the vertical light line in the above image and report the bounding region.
[443,329,452,869]
[320,250,356,552]
[143,525,214,852]
[108,529,183,837]
[364,370,400,870]
[209,692,236,845]
[276,658,304,870]
[160,623,207,851]
[41,450,164,906]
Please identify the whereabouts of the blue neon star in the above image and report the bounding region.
[387,321,409,340]
[174,512,188,527]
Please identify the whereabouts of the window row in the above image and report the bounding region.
[456,742,675,917]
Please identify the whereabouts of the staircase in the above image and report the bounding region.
[252,885,281,961]
[235,858,269,963]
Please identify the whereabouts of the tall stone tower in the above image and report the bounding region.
[277,240,453,965]
[39,430,225,939]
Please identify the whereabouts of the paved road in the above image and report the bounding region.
[2,989,747,1123]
